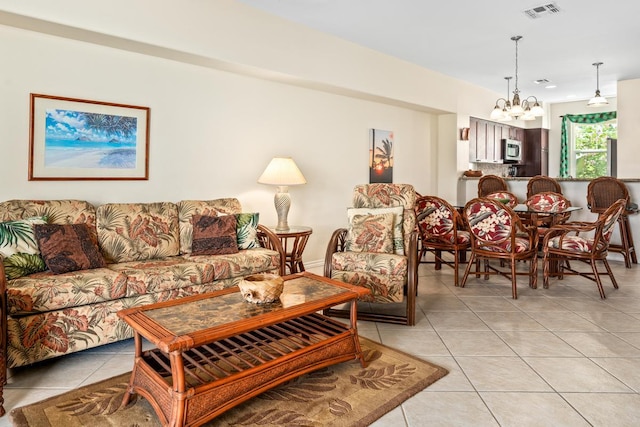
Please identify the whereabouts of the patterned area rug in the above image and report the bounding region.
[10,337,447,427]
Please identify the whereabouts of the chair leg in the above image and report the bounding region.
[590,260,607,299]
[530,254,538,289]
[460,252,476,288]
[453,249,460,286]
[602,258,619,290]
[510,257,518,299]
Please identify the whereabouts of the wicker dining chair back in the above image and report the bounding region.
[477,175,508,197]
[527,175,562,199]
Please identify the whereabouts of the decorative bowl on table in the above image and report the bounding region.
[238,273,284,304]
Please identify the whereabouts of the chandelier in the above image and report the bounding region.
[490,36,544,120]
[587,62,608,106]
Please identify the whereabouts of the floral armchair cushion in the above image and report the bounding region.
[347,206,404,254]
[415,197,470,245]
[345,212,395,254]
[486,191,518,208]
[96,202,180,263]
[178,198,242,254]
[352,184,416,253]
[465,200,532,253]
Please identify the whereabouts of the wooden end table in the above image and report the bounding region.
[117,272,369,427]
[269,226,312,274]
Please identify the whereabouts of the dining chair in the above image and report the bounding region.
[324,183,419,325]
[524,191,573,239]
[485,191,519,208]
[415,195,470,286]
[477,174,508,197]
[542,199,627,298]
[460,197,539,299]
[587,176,637,268]
[526,175,562,199]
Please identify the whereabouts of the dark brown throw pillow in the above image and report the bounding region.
[192,214,239,255]
[34,223,106,274]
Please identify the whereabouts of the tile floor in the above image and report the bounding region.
[2,259,640,426]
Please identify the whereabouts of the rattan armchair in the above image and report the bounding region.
[542,199,626,298]
[526,175,562,199]
[477,175,508,197]
[587,177,637,268]
[324,184,419,325]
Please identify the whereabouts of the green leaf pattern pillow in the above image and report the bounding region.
[0,216,48,279]
[236,213,260,250]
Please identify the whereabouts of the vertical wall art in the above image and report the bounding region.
[369,129,393,183]
[29,93,150,180]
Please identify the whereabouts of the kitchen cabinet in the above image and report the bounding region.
[520,128,549,176]
[469,117,504,163]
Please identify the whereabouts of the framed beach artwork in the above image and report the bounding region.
[369,128,393,184]
[29,94,150,180]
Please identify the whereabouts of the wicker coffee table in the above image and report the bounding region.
[117,272,370,427]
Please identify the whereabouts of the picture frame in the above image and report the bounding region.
[369,129,394,184]
[29,93,150,180]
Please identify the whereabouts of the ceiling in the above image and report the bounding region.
[237,0,640,105]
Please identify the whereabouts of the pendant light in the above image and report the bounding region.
[491,36,544,119]
[587,62,608,106]
[490,77,512,121]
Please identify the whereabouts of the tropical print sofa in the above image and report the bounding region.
[0,199,284,372]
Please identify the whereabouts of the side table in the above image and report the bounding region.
[269,226,312,274]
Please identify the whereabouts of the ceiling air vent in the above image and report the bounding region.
[524,3,561,19]
[534,79,550,85]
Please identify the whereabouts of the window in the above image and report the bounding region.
[569,119,617,179]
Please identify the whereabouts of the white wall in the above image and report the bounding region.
[617,79,640,179]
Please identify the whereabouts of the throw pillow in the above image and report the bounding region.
[347,206,404,255]
[191,214,239,255]
[0,216,48,280]
[34,223,106,274]
[236,213,260,250]
[345,212,395,254]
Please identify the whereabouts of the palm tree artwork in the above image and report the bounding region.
[369,129,394,183]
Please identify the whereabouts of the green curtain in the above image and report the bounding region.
[560,111,617,177]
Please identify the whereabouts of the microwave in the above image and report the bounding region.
[502,139,522,163]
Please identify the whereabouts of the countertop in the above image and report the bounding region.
[460,176,640,183]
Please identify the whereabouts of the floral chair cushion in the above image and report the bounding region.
[486,191,518,208]
[546,235,604,253]
[352,184,416,253]
[465,200,513,243]
[347,207,403,254]
[345,212,395,254]
[415,197,471,245]
[526,192,569,212]
[96,202,180,263]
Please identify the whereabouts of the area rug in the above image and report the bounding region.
[10,337,447,427]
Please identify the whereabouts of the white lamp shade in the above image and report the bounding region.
[490,107,503,120]
[530,104,545,116]
[509,104,525,117]
[258,157,307,186]
[587,94,609,106]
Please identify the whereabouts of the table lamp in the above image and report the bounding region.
[258,157,307,231]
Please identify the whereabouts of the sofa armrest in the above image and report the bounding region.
[323,228,347,278]
[256,225,286,276]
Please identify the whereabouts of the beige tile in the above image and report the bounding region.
[615,332,640,349]
[552,297,623,312]
[508,296,570,312]
[402,391,499,426]
[378,330,451,357]
[79,353,135,385]
[481,392,590,426]
[456,356,552,391]
[561,393,640,427]
[426,311,490,331]
[603,297,640,313]
[573,311,640,332]
[524,357,632,392]
[418,356,474,392]
[418,295,471,312]
[527,311,605,332]
[438,331,516,356]
[369,405,407,427]
[591,357,640,392]
[555,332,640,357]
[476,311,546,331]
[497,331,583,357]
[459,296,520,312]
